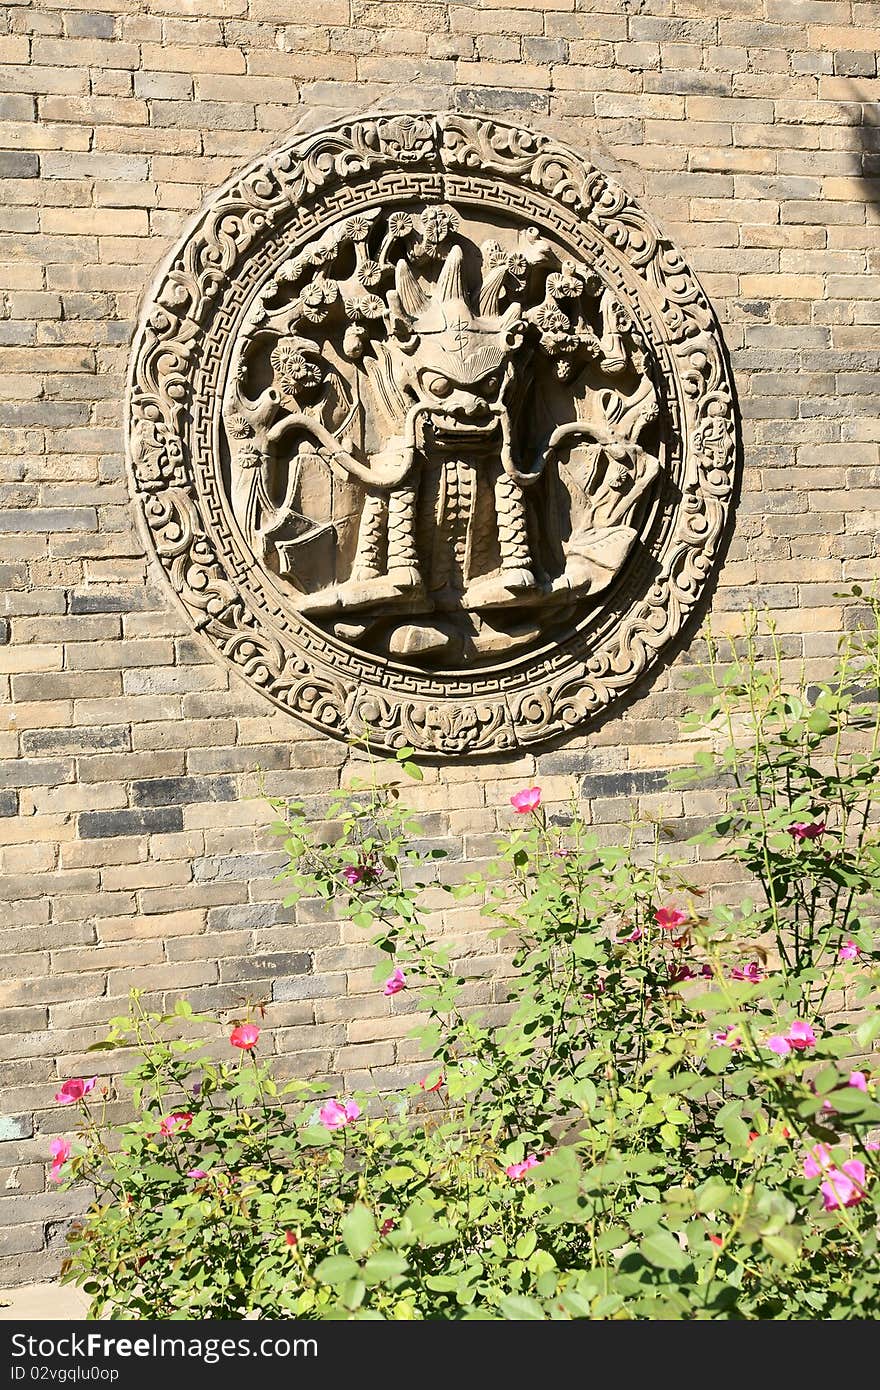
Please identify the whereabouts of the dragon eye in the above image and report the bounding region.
[481,375,499,394]
[421,371,453,398]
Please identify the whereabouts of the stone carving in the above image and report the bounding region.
[127,113,739,756]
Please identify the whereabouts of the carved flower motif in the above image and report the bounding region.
[357,259,382,289]
[344,294,385,323]
[237,442,264,469]
[300,274,339,322]
[386,211,413,240]
[506,252,529,282]
[416,205,458,247]
[343,216,372,243]
[482,240,507,269]
[547,267,584,300]
[270,339,324,401]
[226,411,253,439]
[534,304,570,334]
[540,330,580,358]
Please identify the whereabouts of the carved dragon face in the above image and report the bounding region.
[381,244,525,450]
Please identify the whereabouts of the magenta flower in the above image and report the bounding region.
[654,906,687,932]
[380,1218,395,1236]
[731,961,762,983]
[506,1154,541,1181]
[159,1111,193,1138]
[419,1073,444,1092]
[803,1143,833,1179]
[713,1027,743,1050]
[54,1077,96,1106]
[318,1099,361,1132]
[849,1070,868,1092]
[187,1168,208,1179]
[510,786,542,814]
[621,925,643,943]
[383,966,407,997]
[230,1023,260,1050]
[668,963,695,985]
[838,940,861,963]
[789,820,826,842]
[342,865,365,886]
[821,1160,866,1212]
[788,1020,816,1051]
[767,1019,816,1056]
[48,1138,70,1184]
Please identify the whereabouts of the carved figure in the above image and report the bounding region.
[220,199,661,660]
[127,112,738,754]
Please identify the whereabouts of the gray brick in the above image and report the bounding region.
[0,508,97,534]
[455,86,549,114]
[579,769,671,799]
[130,775,236,808]
[0,153,38,179]
[21,726,130,756]
[219,951,311,984]
[0,1115,33,1142]
[77,807,184,839]
[0,791,17,818]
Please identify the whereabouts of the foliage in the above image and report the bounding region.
[57,599,880,1319]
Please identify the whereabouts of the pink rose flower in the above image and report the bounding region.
[380,1218,395,1236]
[506,1154,541,1181]
[789,820,826,842]
[838,940,861,962]
[230,1023,260,1050]
[187,1168,208,1179]
[621,925,643,943]
[342,861,380,888]
[159,1111,193,1137]
[803,1143,834,1179]
[713,1028,743,1050]
[318,1099,361,1132]
[767,1019,816,1056]
[654,906,688,932]
[54,1077,96,1106]
[383,966,406,997]
[48,1137,70,1184]
[821,1160,867,1212]
[788,1020,816,1051]
[849,1070,868,1092]
[731,961,762,983]
[510,786,542,814]
[668,963,695,984]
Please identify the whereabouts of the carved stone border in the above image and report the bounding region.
[126,112,739,757]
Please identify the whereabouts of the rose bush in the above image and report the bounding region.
[55,599,880,1319]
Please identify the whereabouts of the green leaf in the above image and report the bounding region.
[315,1255,359,1285]
[342,1203,377,1259]
[762,1234,799,1266]
[500,1294,545,1320]
[515,1230,537,1259]
[639,1229,689,1272]
[362,1250,407,1285]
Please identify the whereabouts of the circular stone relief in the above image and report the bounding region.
[127,112,739,757]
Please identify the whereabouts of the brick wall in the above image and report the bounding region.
[2,0,879,1284]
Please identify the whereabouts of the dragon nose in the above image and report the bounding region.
[448,391,486,419]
